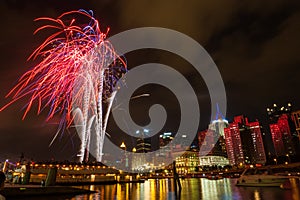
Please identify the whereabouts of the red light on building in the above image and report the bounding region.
[277,114,291,135]
[224,123,244,166]
[270,114,295,157]
[291,110,300,139]
[248,122,266,164]
[198,129,216,156]
[270,124,285,156]
[234,115,249,125]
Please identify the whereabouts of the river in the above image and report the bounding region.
[12,178,300,200]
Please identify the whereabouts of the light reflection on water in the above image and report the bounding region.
[70,178,299,200]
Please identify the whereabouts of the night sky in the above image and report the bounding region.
[0,0,300,162]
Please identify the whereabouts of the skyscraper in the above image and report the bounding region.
[291,110,300,139]
[248,122,267,164]
[131,129,152,171]
[270,123,285,156]
[224,122,244,165]
[224,116,266,166]
[208,118,229,156]
[198,112,230,167]
[266,103,300,162]
[156,132,173,164]
[270,114,295,157]
[208,118,229,138]
[267,103,292,123]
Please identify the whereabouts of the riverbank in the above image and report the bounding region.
[0,184,95,198]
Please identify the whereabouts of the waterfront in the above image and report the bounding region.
[12,178,300,200]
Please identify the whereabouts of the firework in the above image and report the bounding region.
[0,9,126,162]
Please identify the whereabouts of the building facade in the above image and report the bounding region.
[224,116,266,166]
[248,122,267,164]
[270,114,296,157]
[224,122,244,166]
[291,110,300,139]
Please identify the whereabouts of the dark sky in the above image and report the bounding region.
[0,0,300,162]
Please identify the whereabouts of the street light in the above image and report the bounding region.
[286,154,291,163]
[273,158,277,165]
[120,142,128,168]
[120,142,126,150]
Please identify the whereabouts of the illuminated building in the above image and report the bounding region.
[175,150,199,174]
[208,118,229,138]
[208,118,228,157]
[270,114,295,157]
[224,122,244,166]
[270,124,285,156]
[291,110,300,139]
[277,114,295,156]
[198,129,217,156]
[267,103,300,162]
[159,132,173,157]
[157,132,201,173]
[198,110,229,166]
[248,122,267,164]
[267,103,292,123]
[136,138,151,153]
[153,132,174,166]
[199,156,229,166]
[159,132,173,145]
[135,129,151,153]
[224,116,266,165]
[131,129,152,171]
[198,129,229,166]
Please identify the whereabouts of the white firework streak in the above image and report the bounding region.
[73,44,120,162]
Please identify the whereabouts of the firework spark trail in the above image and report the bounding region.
[0,10,126,162]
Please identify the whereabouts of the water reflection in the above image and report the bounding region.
[199,178,232,199]
[253,190,262,200]
[71,178,299,200]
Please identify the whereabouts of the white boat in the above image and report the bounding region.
[236,168,289,187]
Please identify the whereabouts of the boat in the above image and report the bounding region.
[236,168,290,187]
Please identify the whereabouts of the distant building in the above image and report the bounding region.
[267,103,300,162]
[199,156,229,167]
[175,150,199,174]
[224,122,244,166]
[267,103,292,123]
[154,132,174,166]
[291,110,300,139]
[198,108,229,167]
[270,114,295,157]
[270,123,285,156]
[208,118,229,157]
[136,138,151,153]
[134,129,151,153]
[224,116,266,166]
[159,132,173,156]
[131,129,152,171]
[248,122,267,164]
[198,129,218,156]
[208,118,229,138]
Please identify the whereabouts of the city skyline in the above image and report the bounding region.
[1,1,300,161]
